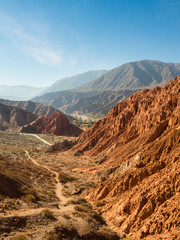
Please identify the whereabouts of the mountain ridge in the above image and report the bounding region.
[41,70,107,94]
[80,60,180,91]
[32,60,180,118]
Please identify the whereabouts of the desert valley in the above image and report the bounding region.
[0,1,180,239]
[0,60,179,240]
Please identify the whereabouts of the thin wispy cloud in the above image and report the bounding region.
[0,12,62,66]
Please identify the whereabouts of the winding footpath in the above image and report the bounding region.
[24,134,68,205]
[25,150,67,206]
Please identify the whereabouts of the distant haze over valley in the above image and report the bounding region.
[0,70,107,101]
[0,85,46,101]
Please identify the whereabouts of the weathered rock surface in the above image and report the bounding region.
[28,112,83,136]
[74,76,180,239]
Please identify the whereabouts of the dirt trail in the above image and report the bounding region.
[21,133,52,146]
[25,151,67,205]
[0,151,71,220]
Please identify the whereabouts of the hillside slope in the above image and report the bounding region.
[0,103,37,131]
[80,60,180,91]
[0,99,60,116]
[32,90,136,117]
[73,75,180,239]
[42,70,107,94]
[61,90,137,116]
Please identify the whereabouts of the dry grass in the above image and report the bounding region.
[10,233,30,240]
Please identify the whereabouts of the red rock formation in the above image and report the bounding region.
[76,75,180,156]
[74,76,180,239]
[30,112,82,136]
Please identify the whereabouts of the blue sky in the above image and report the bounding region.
[0,0,179,87]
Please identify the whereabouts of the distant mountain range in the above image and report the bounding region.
[2,60,180,118]
[32,90,137,117]
[32,60,180,117]
[80,60,180,91]
[41,70,107,94]
[0,85,46,101]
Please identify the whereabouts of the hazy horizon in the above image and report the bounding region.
[0,0,180,87]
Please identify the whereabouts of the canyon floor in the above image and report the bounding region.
[0,132,120,240]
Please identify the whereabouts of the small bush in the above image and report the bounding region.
[74,205,90,213]
[68,196,87,205]
[22,194,36,203]
[95,200,106,207]
[42,209,56,220]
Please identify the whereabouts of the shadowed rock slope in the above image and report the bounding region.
[74,75,180,239]
[21,112,83,136]
[0,103,37,131]
[0,99,60,116]
[80,60,180,91]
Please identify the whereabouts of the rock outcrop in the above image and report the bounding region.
[24,112,83,136]
[74,76,180,239]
